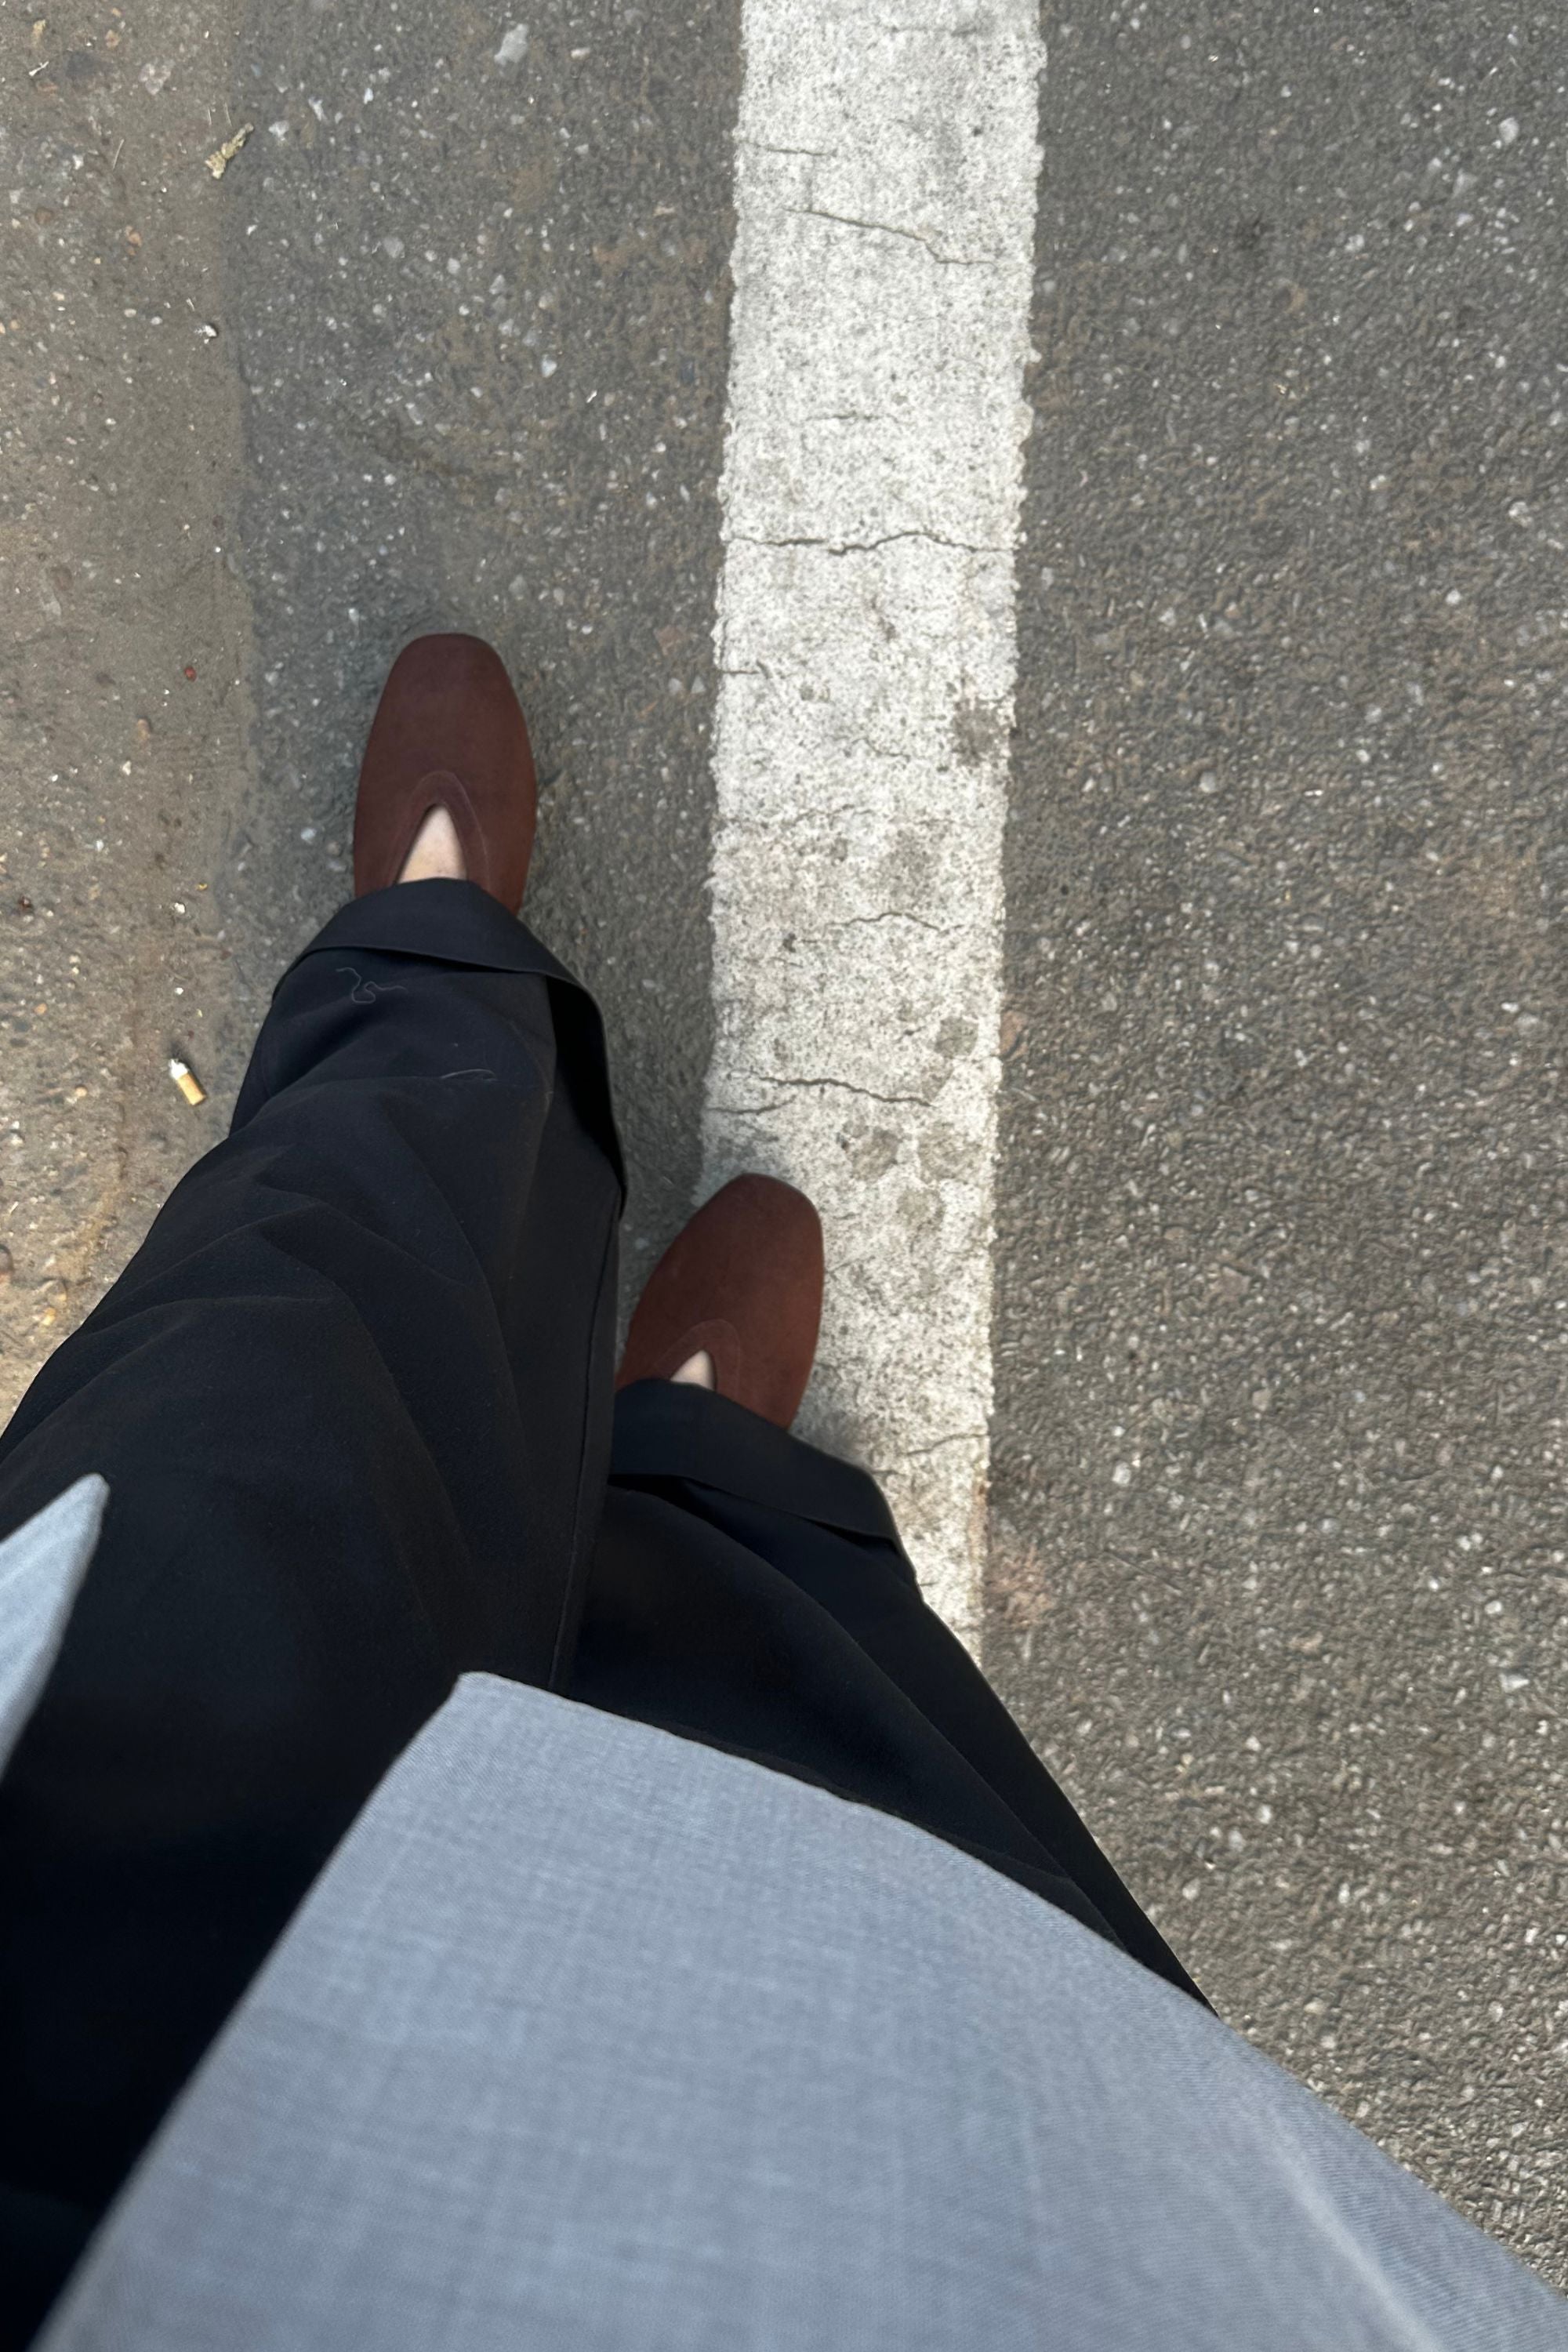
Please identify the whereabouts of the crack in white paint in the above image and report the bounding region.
[702,0,1044,1642]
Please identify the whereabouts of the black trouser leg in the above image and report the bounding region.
[576,1381,1203,2007]
[0,881,622,2340]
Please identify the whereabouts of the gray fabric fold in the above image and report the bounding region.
[39,1670,1568,2352]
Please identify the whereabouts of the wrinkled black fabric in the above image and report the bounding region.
[0,881,1196,2349]
[0,883,623,2345]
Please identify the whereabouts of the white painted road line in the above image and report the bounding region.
[701,0,1044,1639]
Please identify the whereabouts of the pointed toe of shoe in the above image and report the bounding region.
[353,633,537,910]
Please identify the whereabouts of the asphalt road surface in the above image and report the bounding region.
[3,0,1566,2288]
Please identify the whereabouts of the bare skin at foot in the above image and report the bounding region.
[397,805,466,884]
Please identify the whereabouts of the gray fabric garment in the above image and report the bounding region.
[24,1649,1565,2352]
[0,1474,104,1774]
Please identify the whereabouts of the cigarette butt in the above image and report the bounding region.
[205,122,253,179]
[169,1058,206,1107]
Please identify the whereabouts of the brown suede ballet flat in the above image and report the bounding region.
[616,1174,824,1429]
[353,633,537,912]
